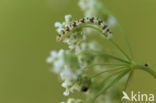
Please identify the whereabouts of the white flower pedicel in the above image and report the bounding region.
[47,1,156,103]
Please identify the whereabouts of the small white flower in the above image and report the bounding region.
[64,89,70,96]
[62,80,74,96]
[107,16,116,27]
[46,51,57,63]
[55,22,62,28]
[58,49,64,57]
[60,67,77,81]
[52,59,64,73]
[57,28,64,33]
[46,57,53,63]
[65,15,73,23]
[63,38,70,43]
[61,81,68,88]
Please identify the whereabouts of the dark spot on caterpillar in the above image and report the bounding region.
[73,22,77,27]
[144,64,149,67]
[98,20,103,25]
[66,26,70,32]
[90,17,94,23]
[80,18,85,23]
[81,86,88,92]
[102,25,108,30]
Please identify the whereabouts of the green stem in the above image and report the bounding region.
[117,22,134,59]
[102,53,129,64]
[83,63,127,70]
[135,64,156,79]
[110,39,131,61]
[124,70,133,90]
[99,69,125,88]
[102,7,134,59]
[79,24,131,63]
[93,66,128,77]
[87,69,130,103]
[93,50,129,64]
[77,50,129,64]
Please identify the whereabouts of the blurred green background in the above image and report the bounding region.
[0,0,156,103]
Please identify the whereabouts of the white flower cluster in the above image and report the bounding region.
[47,49,82,96]
[47,42,107,96]
[79,0,116,27]
[61,98,84,103]
[47,41,111,97]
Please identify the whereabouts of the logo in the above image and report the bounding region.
[122,91,154,102]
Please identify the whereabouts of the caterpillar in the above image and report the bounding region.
[56,17,112,41]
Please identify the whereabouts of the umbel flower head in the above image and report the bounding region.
[54,15,112,49]
[48,15,132,103]
[47,0,156,102]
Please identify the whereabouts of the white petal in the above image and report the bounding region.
[46,57,53,63]
[65,15,72,23]
[63,89,69,96]
[55,22,62,28]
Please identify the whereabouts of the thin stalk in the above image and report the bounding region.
[91,50,130,64]
[99,68,126,87]
[110,39,131,61]
[93,66,127,77]
[79,24,131,63]
[100,7,134,59]
[102,53,129,64]
[83,63,127,70]
[77,50,129,64]
[124,70,134,90]
[117,22,134,59]
[87,69,130,103]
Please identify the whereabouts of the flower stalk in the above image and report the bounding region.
[135,64,156,79]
